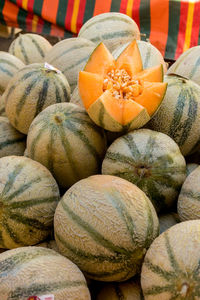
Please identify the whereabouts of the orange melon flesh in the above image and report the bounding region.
[84,43,115,76]
[100,90,123,124]
[134,81,167,116]
[123,99,146,125]
[116,40,143,76]
[79,71,103,110]
[133,65,163,83]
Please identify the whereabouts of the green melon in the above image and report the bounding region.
[0,246,91,299]
[78,12,140,53]
[159,213,179,234]
[0,51,24,94]
[0,155,60,249]
[9,33,52,64]
[186,163,199,176]
[167,46,200,85]
[147,74,200,156]
[102,129,186,212]
[178,166,200,221]
[4,62,71,134]
[54,174,159,282]
[26,103,107,188]
[0,116,26,157]
[141,220,200,299]
[45,37,95,91]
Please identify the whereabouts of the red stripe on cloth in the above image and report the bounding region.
[77,0,87,33]
[120,0,128,13]
[41,0,59,24]
[132,0,141,29]
[190,0,200,47]
[36,16,44,34]
[93,0,112,15]
[16,0,22,6]
[175,1,189,59]
[26,11,33,32]
[65,0,74,31]
[50,23,65,37]
[27,0,35,12]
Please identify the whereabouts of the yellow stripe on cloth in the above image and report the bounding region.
[32,14,39,32]
[22,0,28,10]
[183,1,195,52]
[126,0,134,17]
[71,0,80,33]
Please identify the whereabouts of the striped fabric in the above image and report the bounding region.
[0,0,200,60]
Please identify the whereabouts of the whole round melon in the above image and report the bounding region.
[0,155,60,249]
[159,213,179,234]
[0,246,91,300]
[113,40,167,73]
[147,74,200,156]
[96,279,143,300]
[141,220,200,299]
[0,51,24,94]
[186,163,199,176]
[102,129,186,212]
[26,103,107,188]
[178,166,200,221]
[54,174,159,282]
[9,33,52,64]
[4,62,71,134]
[167,46,200,85]
[78,12,140,52]
[45,37,95,91]
[0,116,26,157]
[70,85,84,108]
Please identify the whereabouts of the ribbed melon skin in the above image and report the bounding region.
[0,156,60,249]
[9,33,52,64]
[159,213,179,234]
[113,40,167,72]
[178,166,200,221]
[0,94,6,116]
[102,129,186,212]
[78,12,140,53]
[54,174,159,282]
[0,246,91,300]
[186,163,199,176]
[70,85,85,108]
[167,46,200,85]
[0,51,24,94]
[45,37,95,91]
[0,116,26,158]
[4,63,71,134]
[141,220,200,299]
[147,75,200,156]
[26,103,107,188]
[36,240,59,253]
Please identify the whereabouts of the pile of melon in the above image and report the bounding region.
[0,12,200,300]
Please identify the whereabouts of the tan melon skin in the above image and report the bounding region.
[0,247,91,300]
[178,166,200,221]
[159,213,179,234]
[36,240,59,252]
[186,163,199,177]
[54,175,159,282]
[141,220,200,300]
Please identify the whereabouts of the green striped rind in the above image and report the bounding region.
[0,116,26,158]
[9,33,52,64]
[167,46,200,85]
[141,220,200,299]
[0,156,60,249]
[148,75,200,156]
[78,12,140,52]
[44,37,95,92]
[102,129,186,212]
[0,246,90,299]
[178,166,200,221]
[54,174,159,281]
[4,63,71,134]
[26,102,107,188]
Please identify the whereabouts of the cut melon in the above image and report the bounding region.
[79,41,167,132]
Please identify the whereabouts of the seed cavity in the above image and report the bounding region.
[54,115,62,124]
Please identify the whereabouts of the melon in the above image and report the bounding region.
[113,40,167,73]
[141,220,200,299]
[78,12,140,53]
[45,37,95,91]
[9,33,52,64]
[26,103,107,189]
[102,129,186,212]
[0,246,91,300]
[159,213,179,234]
[79,41,167,132]
[70,85,85,108]
[96,279,143,300]
[0,155,60,249]
[4,62,71,134]
[0,51,24,94]
[178,166,200,221]
[36,240,59,252]
[186,163,199,176]
[0,116,26,157]
[147,74,200,156]
[54,174,159,282]
[0,94,6,116]
[167,46,200,85]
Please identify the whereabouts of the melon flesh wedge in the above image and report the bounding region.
[133,65,164,82]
